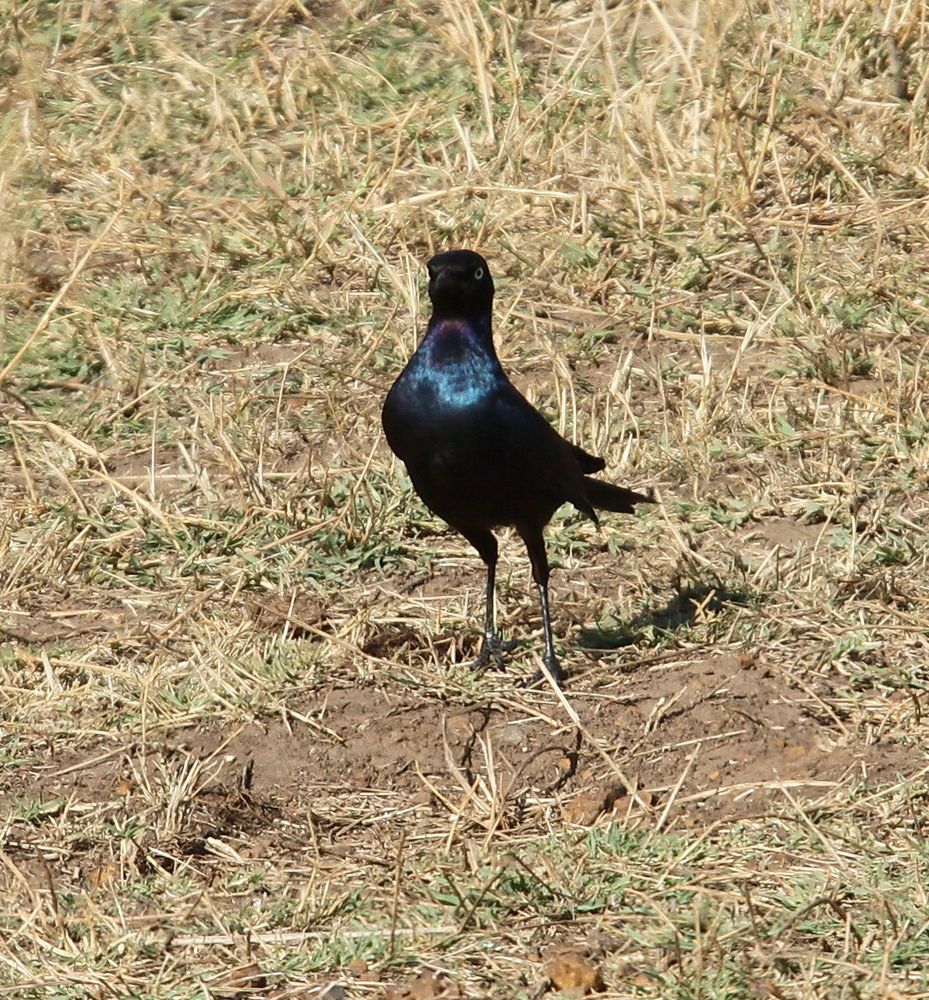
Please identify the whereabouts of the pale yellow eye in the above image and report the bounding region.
[474,267,484,279]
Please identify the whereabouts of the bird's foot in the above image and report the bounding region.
[522,653,567,689]
[471,633,518,673]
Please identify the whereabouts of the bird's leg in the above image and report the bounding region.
[535,579,566,686]
[474,555,505,671]
[518,525,566,687]
[463,529,515,672]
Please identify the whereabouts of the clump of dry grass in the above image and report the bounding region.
[2,0,929,996]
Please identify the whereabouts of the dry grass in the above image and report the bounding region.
[3,0,929,997]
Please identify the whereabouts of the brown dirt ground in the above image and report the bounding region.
[1,452,916,890]
[12,643,913,871]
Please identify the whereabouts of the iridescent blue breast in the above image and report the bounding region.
[406,320,502,410]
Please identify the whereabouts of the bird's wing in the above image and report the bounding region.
[491,381,599,521]
[571,442,605,474]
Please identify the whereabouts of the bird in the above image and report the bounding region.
[381,249,653,686]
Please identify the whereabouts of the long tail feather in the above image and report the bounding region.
[583,477,654,513]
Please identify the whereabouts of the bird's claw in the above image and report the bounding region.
[471,634,518,673]
[521,654,567,689]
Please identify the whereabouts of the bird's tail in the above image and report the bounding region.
[583,477,655,514]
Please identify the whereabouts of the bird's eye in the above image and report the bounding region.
[474,267,484,280]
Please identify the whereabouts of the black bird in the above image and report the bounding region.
[382,249,653,686]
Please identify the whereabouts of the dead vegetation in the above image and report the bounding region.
[2,0,929,996]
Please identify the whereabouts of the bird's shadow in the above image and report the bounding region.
[577,579,754,651]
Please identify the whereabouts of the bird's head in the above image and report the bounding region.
[426,249,494,316]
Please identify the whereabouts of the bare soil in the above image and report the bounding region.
[13,641,912,878]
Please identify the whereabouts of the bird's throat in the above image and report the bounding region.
[414,318,501,408]
[424,317,493,361]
